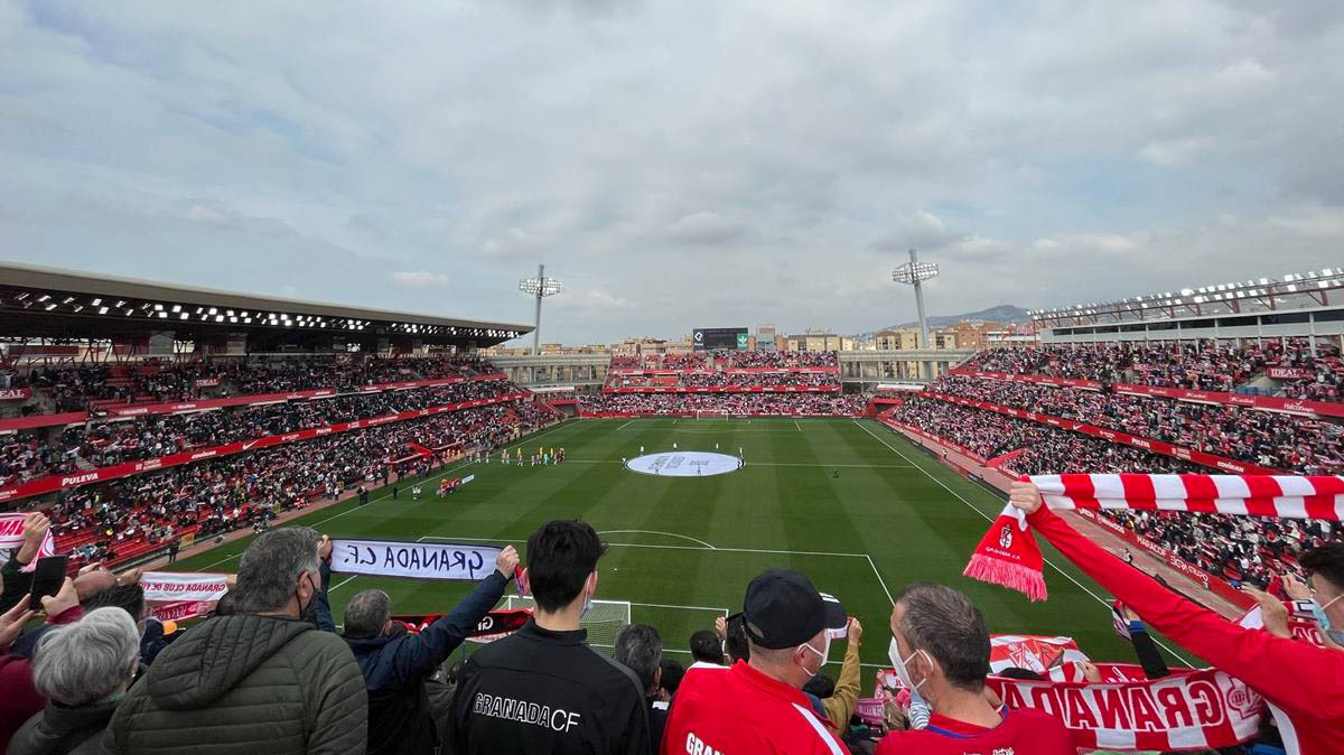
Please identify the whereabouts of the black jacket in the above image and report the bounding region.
[7,699,118,755]
[446,620,650,755]
[345,571,508,755]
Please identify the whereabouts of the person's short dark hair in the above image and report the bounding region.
[525,520,607,612]
[689,629,722,664]
[996,666,1044,681]
[1300,543,1344,591]
[895,583,991,691]
[724,614,750,664]
[614,624,662,694]
[658,659,684,697]
[803,673,835,699]
[82,584,146,623]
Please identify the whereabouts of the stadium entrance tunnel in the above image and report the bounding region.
[625,451,741,478]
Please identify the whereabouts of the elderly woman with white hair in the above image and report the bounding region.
[8,607,141,755]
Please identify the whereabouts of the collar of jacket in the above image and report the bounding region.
[517,618,588,645]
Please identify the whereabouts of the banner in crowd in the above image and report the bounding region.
[923,392,1281,475]
[0,391,529,503]
[331,539,502,581]
[985,668,1263,751]
[393,608,533,643]
[988,634,1089,675]
[0,388,31,401]
[148,600,214,623]
[1237,601,1329,648]
[0,513,57,570]
[140,572,231,603]
[1265,367,1315,380]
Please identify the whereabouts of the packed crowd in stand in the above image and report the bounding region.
[45,398,557,568]
[608,349,838,373]
[963,339,1344,398]
[890,394,1343,588]
[931,374,1344,473]
[2,511,1340,754]
[607,371,837,389]
[0,379,517,487]
[581,392,866,416]
[11,354,495,414]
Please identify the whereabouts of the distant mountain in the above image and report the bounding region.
[887,304,1029,330]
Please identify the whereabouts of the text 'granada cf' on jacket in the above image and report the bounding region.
[103,614,367,754]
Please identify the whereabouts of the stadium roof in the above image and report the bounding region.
[0,262,531,347]
[1028,266,1344,328]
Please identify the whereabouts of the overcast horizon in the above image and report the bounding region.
[2,1,1342,347]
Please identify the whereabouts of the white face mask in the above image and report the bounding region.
[889,637,928,692]
[798,634,831,679]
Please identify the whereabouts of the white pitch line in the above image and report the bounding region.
[329,575,359,592]
[416,535,869,559]
[865,554,896,606]
[597,529,717,549]
[794,419,802,432]
[587,644,890,669]
[853,419,1197,668]
[616,419,636,430]
[628,601,730,615]
[569,460,913,469]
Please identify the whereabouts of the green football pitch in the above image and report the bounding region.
[168,417,1197,676]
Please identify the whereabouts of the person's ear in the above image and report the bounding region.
[588,570,599,595]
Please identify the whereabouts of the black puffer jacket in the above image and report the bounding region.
[102,614,367,754]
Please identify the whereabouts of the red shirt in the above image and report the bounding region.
[661,660,847,755]
[876,709,1072,755]
[1030,505,1344,755]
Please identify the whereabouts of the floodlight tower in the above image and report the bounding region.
[892,248,940,350]
[518,264,562,355]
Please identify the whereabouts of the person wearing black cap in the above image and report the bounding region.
[660,569,847,754]
[445,520,650,755]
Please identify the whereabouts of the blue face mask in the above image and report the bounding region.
[1308,593,1344,645]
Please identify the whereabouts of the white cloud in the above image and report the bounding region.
[390,271,452,288]
[1,1,1341,343]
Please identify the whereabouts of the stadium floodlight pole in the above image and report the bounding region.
[892,248,940,350]
[518,264,563,356]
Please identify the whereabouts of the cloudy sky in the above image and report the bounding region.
[2,1,1342,345]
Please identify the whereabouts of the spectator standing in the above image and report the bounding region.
[1010,481,1344,754]
[9,607,141,755]
[613,624,667,753]
[446,520,650,755]
[660,569,847,754]
[104,527,367,754]
[687,629,723,669]
[342,545,519,755]
[876,583,1071,755]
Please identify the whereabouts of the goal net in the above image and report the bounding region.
[503,596,632,653]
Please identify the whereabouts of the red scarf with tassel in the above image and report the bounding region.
[965,473,1344,601]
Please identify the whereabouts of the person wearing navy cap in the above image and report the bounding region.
[660,569,847,754]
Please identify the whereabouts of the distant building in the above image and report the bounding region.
[783,332,854,352]
[874,329,921,350]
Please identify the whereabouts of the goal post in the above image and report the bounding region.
[503,596,632,652]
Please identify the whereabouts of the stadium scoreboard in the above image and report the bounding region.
[693,327,749,351]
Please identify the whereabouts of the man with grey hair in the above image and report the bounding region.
[9,607,140,755]
[105,527,367,754]
[875,583,1070,754]
[613,624,667,752]
[343,544,519,755]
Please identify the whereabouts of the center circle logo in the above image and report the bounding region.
[625,451,741,478]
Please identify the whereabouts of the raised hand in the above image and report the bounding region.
[496,545,520,578]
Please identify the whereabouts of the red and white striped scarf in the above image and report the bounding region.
[965,473,1344,601]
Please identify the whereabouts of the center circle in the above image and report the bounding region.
[625,451,741,478]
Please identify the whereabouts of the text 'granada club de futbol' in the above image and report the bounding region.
[2,4,1344,755]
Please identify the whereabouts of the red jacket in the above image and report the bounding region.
[875,709,1072,755]
[1029,505,1344,755]
[0,654,43,752]
[660,661,847,755]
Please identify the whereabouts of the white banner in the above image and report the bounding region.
[140,572,231,602]
[331,539,501,581]
[0,512,57,571]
